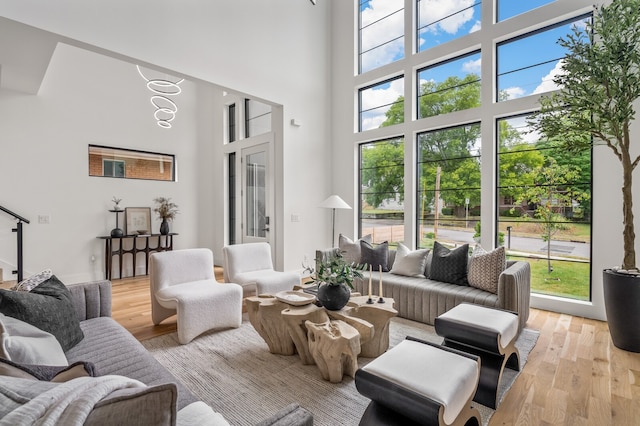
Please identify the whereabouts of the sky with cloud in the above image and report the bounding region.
[359,0,588,132]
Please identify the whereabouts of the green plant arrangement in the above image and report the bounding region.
[310,251,366,311]
[528,0,640,351]
[153,197,179,221]
[311,251,365,289]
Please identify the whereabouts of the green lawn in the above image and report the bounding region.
[368,212,592,300]
[509,255,590,301]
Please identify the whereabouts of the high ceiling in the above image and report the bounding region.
[0,17,58,94]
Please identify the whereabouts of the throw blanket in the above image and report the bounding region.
[0,375,145,426]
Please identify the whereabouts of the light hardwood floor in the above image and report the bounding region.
[110,275,640,425]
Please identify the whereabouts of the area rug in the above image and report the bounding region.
[142,316,539,426]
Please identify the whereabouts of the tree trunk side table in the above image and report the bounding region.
[306,319,361,383]
[245,293,398,382]
[245,296,296,355]
[281,303,331,365]
[341,295,398,357]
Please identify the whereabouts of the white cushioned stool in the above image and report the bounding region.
[355,337,481,426]
[435,303,520,409]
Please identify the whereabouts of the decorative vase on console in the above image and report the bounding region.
[160,219,170,235]
[109,197,124,237]
[311,251,364,311]
[112,196,123,211]
[153,197,179,235]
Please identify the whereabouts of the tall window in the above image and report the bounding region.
[228,153,236,245]
[352,0,595,307]
[359,76,405,131]
[417,52,481,119]
[497,114,592,300]
[245,99,271,137]
[417,0,481,53]
[360,138,405,245]
[417,124,481,249]
[359,0,404,74]
[496,15,590,101]
[228,103,236,143]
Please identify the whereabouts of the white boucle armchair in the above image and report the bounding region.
[222,242,301,296]
[150,248,243,344]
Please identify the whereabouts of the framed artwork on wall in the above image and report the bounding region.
[125,207,151,235]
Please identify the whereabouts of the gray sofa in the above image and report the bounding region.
[1,280,313,425]
[317,248,530,331]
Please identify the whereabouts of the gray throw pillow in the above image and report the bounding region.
[339,234,372,264]
[86,383,177,426]
[0,275,84,351]
[429,241,469,286]
[389,243,430,277]
[360,240,389,272]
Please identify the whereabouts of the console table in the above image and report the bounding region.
[97,233,177,280]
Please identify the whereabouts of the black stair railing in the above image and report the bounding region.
[0,205,30,282]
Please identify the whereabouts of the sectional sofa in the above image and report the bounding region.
[0,279,313,425]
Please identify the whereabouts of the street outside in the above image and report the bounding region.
[362,219,590,261]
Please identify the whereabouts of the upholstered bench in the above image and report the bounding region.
[435,303,520,409]
[355,337,481,426]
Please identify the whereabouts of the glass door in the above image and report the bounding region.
[242,143,271,244]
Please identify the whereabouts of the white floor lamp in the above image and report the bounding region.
[319,195,352,247]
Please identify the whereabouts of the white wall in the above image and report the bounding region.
[0,0,332,282]
[0,43,201,283]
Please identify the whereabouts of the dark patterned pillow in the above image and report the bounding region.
[0,275,84,351]
[429,241,469,286]
[467,245,506,293]
[11,269,53,292]
[360,240,390,272]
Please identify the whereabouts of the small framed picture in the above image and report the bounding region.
[125,207,151,235]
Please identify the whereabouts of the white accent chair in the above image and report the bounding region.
[150,248,243,345]
[222,242,301,296]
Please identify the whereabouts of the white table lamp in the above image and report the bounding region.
[319,195,352,247]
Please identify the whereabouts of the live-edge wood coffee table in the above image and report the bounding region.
[245,293,397,383]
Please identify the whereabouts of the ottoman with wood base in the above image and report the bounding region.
[355,337,482,426]
[435,303,520,409]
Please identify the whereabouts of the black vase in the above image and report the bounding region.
[603,269,640,352]
[160,220,170,235]
[317,283,351,311]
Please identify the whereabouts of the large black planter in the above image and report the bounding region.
[317,283,350,311]
[603,269,640,352]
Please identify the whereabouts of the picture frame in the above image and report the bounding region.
[125,207,151,235]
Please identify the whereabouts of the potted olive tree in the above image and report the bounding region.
[530,0,640,351]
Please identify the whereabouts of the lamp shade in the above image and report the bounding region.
[319,195,352,210]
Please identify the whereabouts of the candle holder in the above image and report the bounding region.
[377,296,385,303]
[367,297,374,304]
